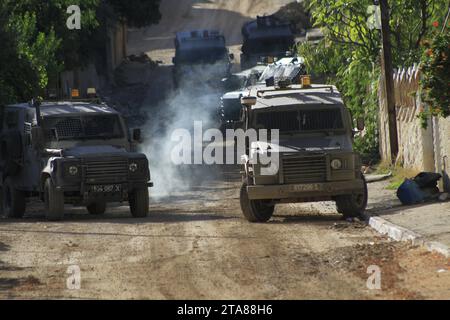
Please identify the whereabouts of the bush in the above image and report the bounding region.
[419,27,450,128]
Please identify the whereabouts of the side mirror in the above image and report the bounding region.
[172,57,176,64]
[229,53,235,60]
[31,126,45,149]
[356,117,365,131]
[132,128,142,142]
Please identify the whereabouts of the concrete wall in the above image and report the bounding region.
[379,65,450,192]
[433,116,450,191]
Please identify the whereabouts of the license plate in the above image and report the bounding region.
[91,185,121,193]
[290,184,322,192]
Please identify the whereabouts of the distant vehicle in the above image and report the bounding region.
[237,78,368,223]
[240,15,295,70]
[0,92,153,220]
[172,30,234,88]
[219,56,306,131]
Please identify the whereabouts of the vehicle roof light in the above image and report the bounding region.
[301,75,312,88]
[87,87,97,96]
[71,89,80,98]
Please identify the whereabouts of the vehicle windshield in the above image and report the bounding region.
[177,47,229,64]
[43,114,125,141]
[243,37,294,55]
[255,107,344,134]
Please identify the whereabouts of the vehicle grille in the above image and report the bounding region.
[84,158,128,184]
[282,155,327,184]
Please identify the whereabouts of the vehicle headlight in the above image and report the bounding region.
[129,163,138,173]
[330,159,343,170]
[63,161,81,178]
[69,166,79,176]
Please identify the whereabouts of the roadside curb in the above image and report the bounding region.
[364,214,450,258]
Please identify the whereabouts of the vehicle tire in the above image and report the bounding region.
[1,131,23,176]
[0,186,3,216]
[240,183,274,223]
[44,178,64,221]
[87,202,106,215]
[335,174,368,219]
[129,187,149,218]
[2,177,26,218]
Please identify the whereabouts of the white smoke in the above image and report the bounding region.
[141,62,229,198]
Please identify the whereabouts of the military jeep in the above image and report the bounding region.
[172,29,233,88]
[240,15,295,70]
[237,81,367,223]
[0,99,153,220]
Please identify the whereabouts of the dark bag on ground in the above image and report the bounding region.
[397,172,441,205]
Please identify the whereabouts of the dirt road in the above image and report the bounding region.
[0,169,449,299]
[1,0,449,301]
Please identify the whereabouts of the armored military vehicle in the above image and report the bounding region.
[0,96,153,220]
[172,30,234,88]
[240,15,295,70]
[219,56,306,131]
[237,78,367,223]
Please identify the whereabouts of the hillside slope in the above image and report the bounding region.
[128,0,295,64]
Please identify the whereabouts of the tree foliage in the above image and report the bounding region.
[419,26,450,127]
[108,0,162,28]
[299,0,449,159]
[0,0,161,106]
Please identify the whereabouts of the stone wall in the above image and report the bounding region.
[379,64,450,191]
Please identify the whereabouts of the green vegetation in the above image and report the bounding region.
[419,26,450,127]
[299,0,449,160]
[0,0,161,106]
[374,161,419,190]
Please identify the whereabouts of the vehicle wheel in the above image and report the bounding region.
[129,187,149,218]
[87,202,106,215]
[44,178,64,221]
[240,183,274,223]
[2,177,26,218]
[1,131,23,176]
[335,175,368,219]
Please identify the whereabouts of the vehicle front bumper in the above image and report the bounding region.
[246,179,365,201]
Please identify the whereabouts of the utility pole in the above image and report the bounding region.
[379,0,399,162]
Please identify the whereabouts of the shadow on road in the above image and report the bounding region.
[272,214,345,224]
[0,241,34,293]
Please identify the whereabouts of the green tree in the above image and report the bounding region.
[108,0,161,28]
[0,0,162,106]
[0,2,61,104]
[299,0,449,159]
